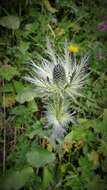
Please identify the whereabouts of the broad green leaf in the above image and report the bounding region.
[0,15,20,29]
[0,167,34,190]
[10,105,36,125]
[0,65,19,81]
[10,105,28,115]
[64,127,86,143]
[43,167,53,189]
[16,87,37,103]
[26,146,55,168]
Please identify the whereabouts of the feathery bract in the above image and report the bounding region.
[24,40,89,138]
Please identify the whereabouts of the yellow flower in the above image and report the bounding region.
[68,44,79,54]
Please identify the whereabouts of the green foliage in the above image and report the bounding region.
[16,87,37,103]
[0,15,20,30]
[26,146,55,168]
[0,0,107,190]
[0,167,34,190]
[0,65,19,81]
[27,121,47,139]
[42,167,53,189]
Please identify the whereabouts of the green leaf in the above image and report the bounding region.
[64,127,86,143]
[0,83,13,93]
[43,167,53,189]
[26,146,55,168]
[43,0,58,13]
[0,15,20,29]
[27,100,38,112]
[79,156,93,179]
[87,175,107,190]
[18,41,30,55]
[0,167,34,190]
[13,81,25,93]
[27,122,46,139]
[16,87,37,103]
[0,65,19,81]
[88,150,99,169]
[10,105,28,115]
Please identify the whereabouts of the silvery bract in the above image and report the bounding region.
[45,97,75,138]
[25,40,89,138]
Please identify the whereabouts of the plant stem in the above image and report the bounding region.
[14,127,17,146]
[3,80,6,175]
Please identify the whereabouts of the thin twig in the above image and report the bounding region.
[3,80,6,175]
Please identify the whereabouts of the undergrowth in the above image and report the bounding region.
[0,0,107,190]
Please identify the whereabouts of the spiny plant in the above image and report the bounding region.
[25,39,89,139]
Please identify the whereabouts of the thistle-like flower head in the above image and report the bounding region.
[24,39,89,139]
[25,40,89,102]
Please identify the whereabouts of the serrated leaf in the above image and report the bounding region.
[98,140,107,156]
[0,65,19,81]
[26,146,55,168]
[0,167,34,190]
[27,122,45,139]
[0,15,20,29]
[79,156,93,179]
[16,87,37,103]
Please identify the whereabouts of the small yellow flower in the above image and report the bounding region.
[68,44,79,54]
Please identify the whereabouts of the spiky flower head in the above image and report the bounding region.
[25,40,89,103]
[24,39,89,138]
[53,64,66,85]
